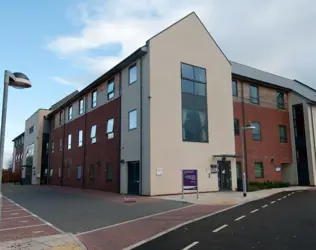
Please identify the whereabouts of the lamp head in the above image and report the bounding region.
[9,72,32,89]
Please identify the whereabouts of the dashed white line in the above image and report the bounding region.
[250,209,259,214]
[277,198,282,201]
[213,224,228,233]
[262,204,268,208]
[10,213,19,216]
[0,224,45,232]
[0,215,33,221]
[235,215,246,221]
[271,201,276,204]
[182,241,199,250]
[282,196,287,199]
[3,209,23,213]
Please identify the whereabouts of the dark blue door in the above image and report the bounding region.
[128,162,140,195]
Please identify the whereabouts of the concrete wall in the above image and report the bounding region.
[148,13,235,195]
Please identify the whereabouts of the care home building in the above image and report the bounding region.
[13,12,316,195]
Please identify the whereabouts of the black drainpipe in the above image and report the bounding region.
[310,105,316,179]
[117,72,122,193]
[241,81,249,181]
[139,57,143,195]
[46,118,51,185]
[82,96,88,189]
[61,110,66,186]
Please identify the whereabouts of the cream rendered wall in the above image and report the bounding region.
[148,13,236,195]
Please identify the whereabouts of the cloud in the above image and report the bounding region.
[47,0,316,88]
[51,76,93,90]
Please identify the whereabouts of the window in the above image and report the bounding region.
[90,164,95,179]
[51,141,54,153]
[28,126,34,134]
[59,111,63,125]
[78,130,83,147]
[51,116,55,129]
[279,125,287,143]
[250,85,259,104]
[277,91,285,109]
[106,163,113,182]
[68,106,73,120]
[236,162,241,179]
[252,122,261,141]
[91,90,97,108]
[232,80,238,97]
[107,79,115,100]
[58,168,61,178]
[129,64,137,84]
[128,110,137,130]
[254,162,264,178]
[68,134,72,149]
[77,166,82,180]
[107,118,114,139]
[181,63,208,142]
[59,138,63,151]
[90,125,96,143]
[234,119,240,136]
[79,98,84,115]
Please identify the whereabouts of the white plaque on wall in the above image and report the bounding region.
[156,168,163,176]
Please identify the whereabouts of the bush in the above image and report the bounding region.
[248,181,290,191]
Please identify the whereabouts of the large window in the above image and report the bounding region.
[29,125,34,135]
[79,98,84,115]
[91,90,97,108]
[107,118,114,139]
[107,79,115,100]
[181,63,208,142]
[234,119,240,136]
[250,85,259,104]
[129,64,137,84]
[91,125,97,143]
[232,80,238,97]
[277,91,285,109]
[254,162,264,178]
[279,125,287,143]
[106,163,113,182]
[128,110,137,130]
[68,105,73,120]
[78,130,83,147]
[252,122,261,141]
[68,134,72,149]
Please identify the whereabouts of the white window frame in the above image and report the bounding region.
[68,106,73,120]
[91,90,97,108]
[68,134,72,149]
[128,109,137,130]
[79,98,84,115]
[107,118,114,139]
[78,130,83,147]
[90,125,97,143]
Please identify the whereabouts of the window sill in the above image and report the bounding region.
[182,139,209,143]
[129,81,137,85]
[128,127,137,131]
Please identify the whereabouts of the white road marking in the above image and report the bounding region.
[21,220,29,223]
[182,241,199,250]
[0,215,33,221]
[235,215,246,221]
[250,209,259,214]
[282,196,287,199]
[32,230,44,234]
[271,201,276,204]
[0,224,45,232]
[10,213,19,216]
[262,204,268,208]
[213,224,228,233]
[291,192,295,194]
[277,198,282,201]
[3,209,23,213]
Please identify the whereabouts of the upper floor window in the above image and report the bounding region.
[250,85,259,104]
[21,136,24,144]
[128,110,137,130]
[59,111,63,125]
[68,106,73,120]
[107,79,115,100]
[277,91,285,109]
[107,118,114,139]
[234,119,240,136]
[91,90,97,108]
[79,98,84,115]
[78,130,83,147]
[181,63,208,143]
[91,125,97,143]
[279,125,287,143]
[232,80,238,97]
[29,126,34,135]
[252,122,261,141]
[129,64,137,84]
[51,141,54,153]
[68,134,72,149]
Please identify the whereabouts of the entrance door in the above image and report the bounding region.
[217,161,232,190]
[128,162,140,195]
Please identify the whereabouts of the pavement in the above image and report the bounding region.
[0,184,311,249]
[133,189,315,250]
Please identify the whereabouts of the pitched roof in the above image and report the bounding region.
[12,132,25,142]
[49,90,79,111]
[231,61,316,103]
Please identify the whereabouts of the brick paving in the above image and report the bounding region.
[78,204,231,250]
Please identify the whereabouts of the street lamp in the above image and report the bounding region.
[241,124,255,197]
[0,70,31,220]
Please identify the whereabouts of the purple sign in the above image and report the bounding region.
[182,170,198,190]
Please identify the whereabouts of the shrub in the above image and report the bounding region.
[248,181,290,191]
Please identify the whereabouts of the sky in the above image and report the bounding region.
[0,0,315,168]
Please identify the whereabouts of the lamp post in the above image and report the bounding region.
[0,70,31,220]
[241,124,255,197]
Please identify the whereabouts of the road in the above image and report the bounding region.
[135,190,315,250]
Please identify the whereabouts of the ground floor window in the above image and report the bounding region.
[254,162,264,178]
[58,168,61,178]
[106,164,113,182]
[90,164,95,179]
[77,166,82,180]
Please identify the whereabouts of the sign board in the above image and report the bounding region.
[210,164,218,173]
[182,170,198,190]
[156,168,163,176]
[276,165,281,172]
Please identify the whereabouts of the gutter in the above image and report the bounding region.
[60,111,66,186]
[140,57,143,195]
[117,72,122,193]
[310,105,316,179]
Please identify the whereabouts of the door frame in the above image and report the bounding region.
[217,160,232,191]
[127,161,140,195]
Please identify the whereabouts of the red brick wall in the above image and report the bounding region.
[49,98,120,193]
[234,101,292,182]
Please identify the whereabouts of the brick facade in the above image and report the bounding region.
[233,79,292,182]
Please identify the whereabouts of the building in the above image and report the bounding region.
[46,12,236,195]
[12,132,25,173]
